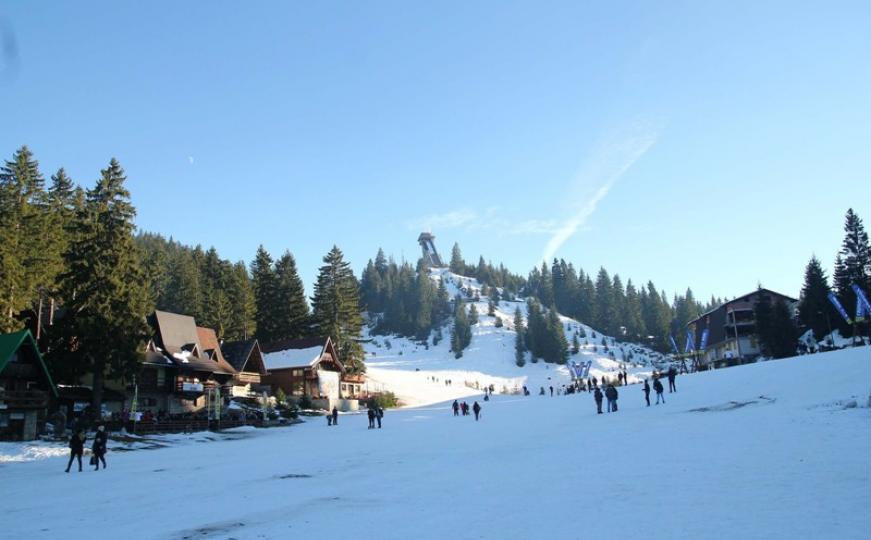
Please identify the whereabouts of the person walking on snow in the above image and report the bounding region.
[472,401,481,421]
[65,428,86,473]
[594,387,604,414]
[452,400,460,416]
[92,425,108,470]
[605,384,619,412]
[549,386,554,397]
[667,367,677,393]
[654,377,666,404]
[332,407,339,426]
[376,407,383,429]
[643,379,651,407]
[367,407,376,429]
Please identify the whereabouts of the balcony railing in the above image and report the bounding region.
[0,389,49,409]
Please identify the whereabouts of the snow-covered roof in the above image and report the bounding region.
[263,346,324,370]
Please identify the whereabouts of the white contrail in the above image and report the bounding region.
[542,121,660,263]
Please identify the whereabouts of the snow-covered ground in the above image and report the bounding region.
[2,347,870,539]
[363,268,669,406]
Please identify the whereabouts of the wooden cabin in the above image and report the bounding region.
[133,311,237,416]
[0,329,58,440]
[220,339,269,397]
[262,336,364,409]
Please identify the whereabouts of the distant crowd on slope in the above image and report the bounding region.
[516,365,679,414]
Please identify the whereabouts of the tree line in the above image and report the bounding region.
[0,146,366,408]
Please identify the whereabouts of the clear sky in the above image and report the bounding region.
[3,1,870,302]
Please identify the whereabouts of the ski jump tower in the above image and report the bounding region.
[418,232,446,267]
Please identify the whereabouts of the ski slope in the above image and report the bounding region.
[364,268,670,406]
[2,347,869,539]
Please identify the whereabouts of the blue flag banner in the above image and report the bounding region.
[684,330,695,354]
[852,284,871,322]
[582,361,592,378]
[700,328,710,351]
[828,292,852,324]
[669,335,680,355]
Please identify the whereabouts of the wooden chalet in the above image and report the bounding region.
[134,311,237,415]
[220,339,269,397]
[262,336,364,408]
[0,329,58,440]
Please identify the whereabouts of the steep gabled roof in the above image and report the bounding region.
[195,327,237,375]
[0,329,58,397]
[221,339,267,374]
[152,310,202,355]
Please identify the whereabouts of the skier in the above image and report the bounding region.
[376,407,383,429]
[605,384,619,413]
[65,428,86,473]
[452,400,460,416]
[332,407,339,426]
[92,425,108,471]
[367,407,376,429]
[593,387,604,414]
[472,401,481,421]
[667,366,677,393]
[643,379,651,407]
[654,377,666,404]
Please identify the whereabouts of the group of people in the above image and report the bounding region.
[591,366,678,413]
[451,400,482,420]
[65,424,108,473]
[367,406,385,429]
[428,376,453,386]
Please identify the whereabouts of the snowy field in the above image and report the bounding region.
[2,347,870,539]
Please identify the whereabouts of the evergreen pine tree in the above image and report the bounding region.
[311,246,365,372]
[449,243,465,274]
[513,307,525,366]
[251,245,278,343]
[273,250,310,341]
[798,256,837,340]
[469,303,479,325]
[53,159,149,408]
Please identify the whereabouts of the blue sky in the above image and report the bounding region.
[3,1,870,302]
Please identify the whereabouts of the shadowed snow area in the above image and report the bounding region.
[2,348,870,539]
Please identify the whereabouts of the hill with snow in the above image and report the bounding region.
[363,268,672,406]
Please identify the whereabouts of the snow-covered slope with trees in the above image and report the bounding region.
[364,268,671,406]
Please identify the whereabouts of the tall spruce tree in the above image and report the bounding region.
[311,246,365,372]
[54,159,149,408]
[797,256,837,340]
[273,250,310,341]
[514,306,525,366]
[835,209,871,332]
[251,245,278,343]
[0,146,52,331]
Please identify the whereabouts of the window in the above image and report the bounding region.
[292,369,304,377]
[291,382,304,396]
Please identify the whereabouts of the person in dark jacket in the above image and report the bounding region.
[605,385,619,412]
[643,379,651,407]
[65,428,86,473]
[331,407,339,425]
[376,407,383,429]
[623,369,629,385]
[452,400,460,416]
[667,367,677,393]
[92,425,108,470]
[472,401,481,420]
[654,377,666,404]
[539,386,545,395]
[593,387,604,414]
[367,407,376,429]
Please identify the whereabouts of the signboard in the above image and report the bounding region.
[181,382,204,393]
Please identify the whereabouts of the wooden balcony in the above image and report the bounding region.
[0,389,49,409]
